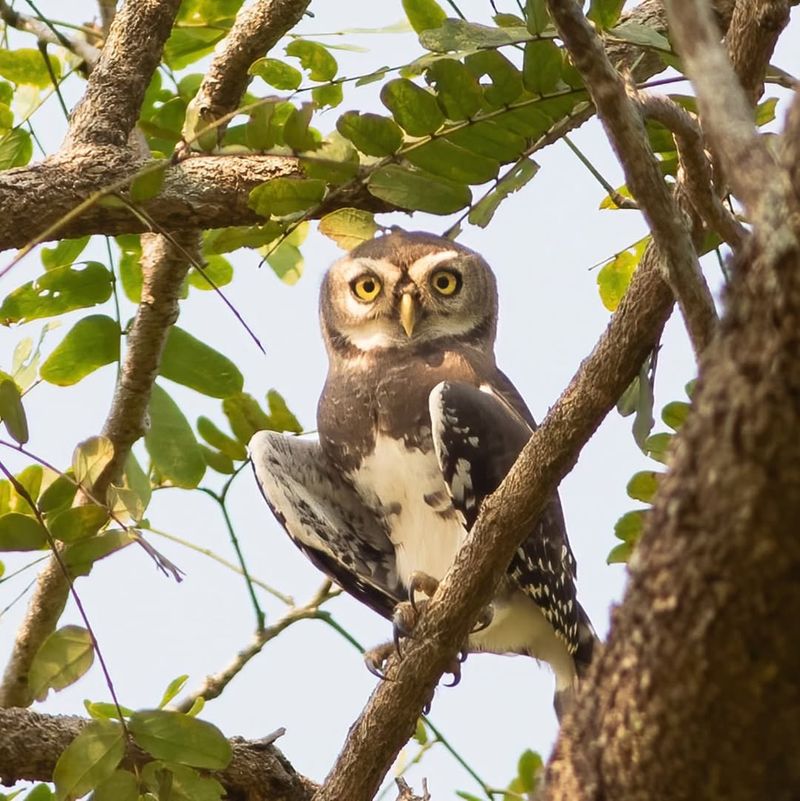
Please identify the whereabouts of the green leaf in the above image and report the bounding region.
[160,674,190,708]
[381,78,444,136]
[413,718,428,745]
[0,512,48,550]
[38,472,78,515]
[73,436,115,489]
[468,159,539,228]
[607,541,633,564]
[23,785,52,801]
[312,82,344,108]
[204,222,282,254]
[522,40,563,95]
[246,101,276,150]
[405,139,499,184]
[465,50,524,107]
[187,255,234,290]
[755,97,778,127]
[124,452,152,511]
[196,417,247,461]
[608,22,671,52]
[141,762,224,801]
[336,111,403,157]
[402,0,446,33]
[368,165,471,214]
[118,248,143,303]
[318,208,377,250]
[588,0,625,30]
[0,378,29,444]
[249,177,326,217]
[129,163,166,202]
[200,446,234,474]
[40,315,120,386]
[446,121,526,161]
[0,128,32,170]
[266,389,302,433]
[84,701,134,721]
[526,0,551,34]
[29,625,94,701]
[53,720,124,801]
[223,392,272,443]
[41,237,91,271]
[631,362,655,451]
[92,770,139,801]
[159,326,243,398]
[145,384,206,489]
[517,749,543,793]
[266,240,304,284]
[285,40,337,81]
[626,470,661,503]
[249,58,302,90]
[9,464,43,512]
[0,263,113,325]
[662,400,690,431]
[425,59,483,121]
[282,103,320,151]
[300,134,359,184]
[420,19,533,52]
[164,26,226,71]
[48,505,109,543]
[0,48,61,88]
[614,509,646,544]
[644,431,673,464]
[128,710,232,769]
[64,529,135,575]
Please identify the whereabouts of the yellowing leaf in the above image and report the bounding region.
[73,436,115,489]
[318,209,377,250]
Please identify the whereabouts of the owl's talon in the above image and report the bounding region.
[407,570,440,612]
[443,654,463,687]
[364,642,396,680]
[470,603,494,634]
[392,598,425,654]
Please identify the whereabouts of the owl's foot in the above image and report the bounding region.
[407,570,441,611]
[364,641,396,680]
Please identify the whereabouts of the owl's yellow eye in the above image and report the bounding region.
[351,274,382,302]
[431,269,461,296]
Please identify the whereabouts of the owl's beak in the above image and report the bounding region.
[399,293,416,337]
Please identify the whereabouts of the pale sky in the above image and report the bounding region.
[1,2,798,798]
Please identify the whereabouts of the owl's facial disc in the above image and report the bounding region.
[320,232,498,356]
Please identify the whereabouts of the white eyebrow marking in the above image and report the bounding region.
[408,250,460,281]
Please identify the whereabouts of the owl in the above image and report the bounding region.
[250,230,597,716]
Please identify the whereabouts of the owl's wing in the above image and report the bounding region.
[427,380,584,655]
[249,431,404,619]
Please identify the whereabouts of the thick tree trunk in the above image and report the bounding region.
[545,114,800,801]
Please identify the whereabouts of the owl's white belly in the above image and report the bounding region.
[350,434,466,587]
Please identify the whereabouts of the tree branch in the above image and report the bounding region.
[63,0,182,149]
[664,0,793,231]
[0,707,315,801]
[0,0,100,67]
[546,0,718,357]
[635,92,746,248]
[184,0,311,146]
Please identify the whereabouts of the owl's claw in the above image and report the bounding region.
[392,599,427,655]
[364,642,396,680]
[407,570,441,613]
[470,603,494,634]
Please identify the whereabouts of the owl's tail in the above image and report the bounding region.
[554,602,601,721]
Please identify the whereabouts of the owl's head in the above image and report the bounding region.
[320,230,498,357]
